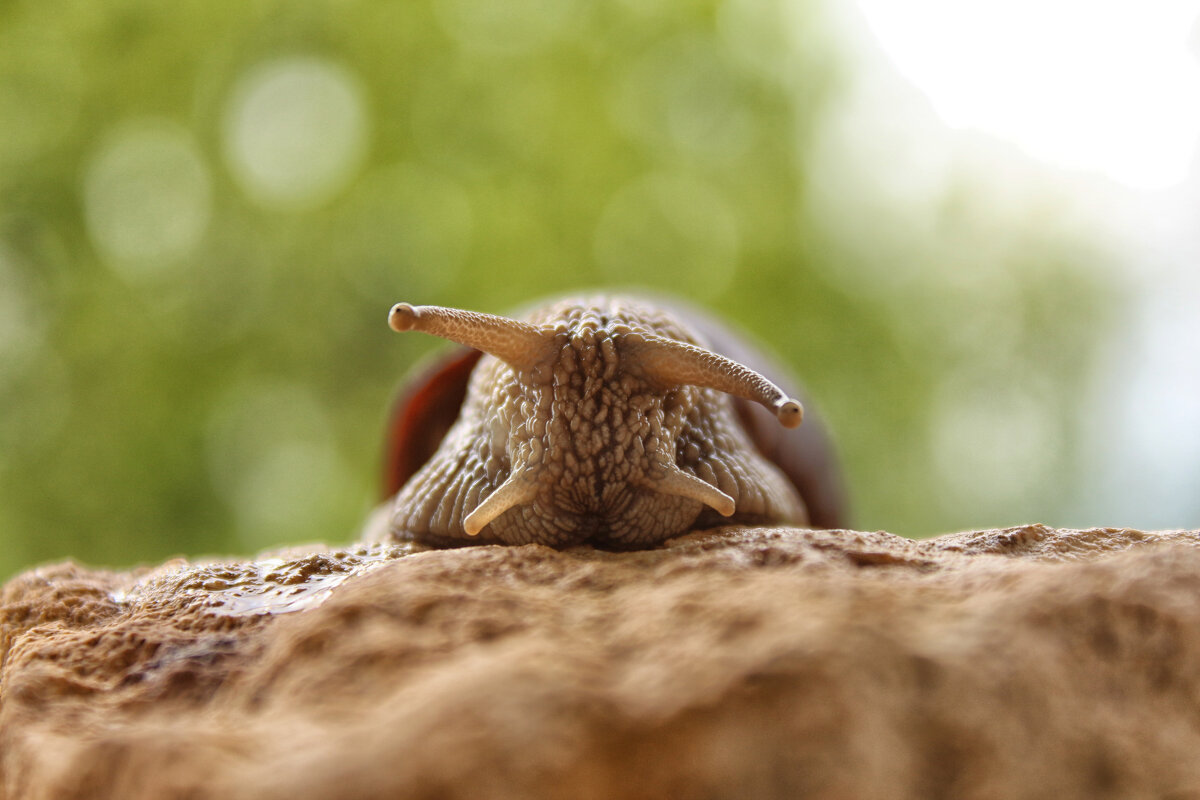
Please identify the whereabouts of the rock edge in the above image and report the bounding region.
[3,524,1200,800]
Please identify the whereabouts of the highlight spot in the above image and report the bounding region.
[222,57,369,211]
[82,120,212,278]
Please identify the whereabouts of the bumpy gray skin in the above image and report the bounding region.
[387,296,807,549]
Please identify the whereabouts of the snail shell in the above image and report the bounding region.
[374,295,845,549]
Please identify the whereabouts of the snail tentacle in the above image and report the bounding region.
[389,303,555,374]
[622,334,804,428]
[643,465,737,517]
[463,469,538,536]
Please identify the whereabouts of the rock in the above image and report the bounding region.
[3,524,1200,799]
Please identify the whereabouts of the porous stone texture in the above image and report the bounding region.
[3,525,1200,799]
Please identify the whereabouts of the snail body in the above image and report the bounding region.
[376,295,844,549]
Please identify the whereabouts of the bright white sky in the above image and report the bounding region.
[827,0,1200,529]
[854,0,1200,190]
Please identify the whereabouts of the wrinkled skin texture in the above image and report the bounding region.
[385,297,806,548]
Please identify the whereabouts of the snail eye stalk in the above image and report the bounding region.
[388,303,555,374]
[622,334,804,429]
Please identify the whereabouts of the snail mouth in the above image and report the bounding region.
[492,486,706,549]
[467,455,728,547]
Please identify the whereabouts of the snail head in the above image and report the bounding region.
[388,298,803,545]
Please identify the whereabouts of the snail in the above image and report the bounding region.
[371,295,845,549]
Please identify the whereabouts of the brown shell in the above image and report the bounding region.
[382,300,847,530]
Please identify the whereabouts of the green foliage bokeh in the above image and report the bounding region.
[0,0,1113,577]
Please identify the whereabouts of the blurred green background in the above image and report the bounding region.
[0,0,1119,577]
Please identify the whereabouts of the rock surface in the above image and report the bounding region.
[4,524,1200,799]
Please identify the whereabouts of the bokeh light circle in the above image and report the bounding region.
[205,379,348,548]
[0,242,46,383]
[611,35,753,163]
[433,0,589,55]
[222,57,369,211]
[82,120,213,278]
